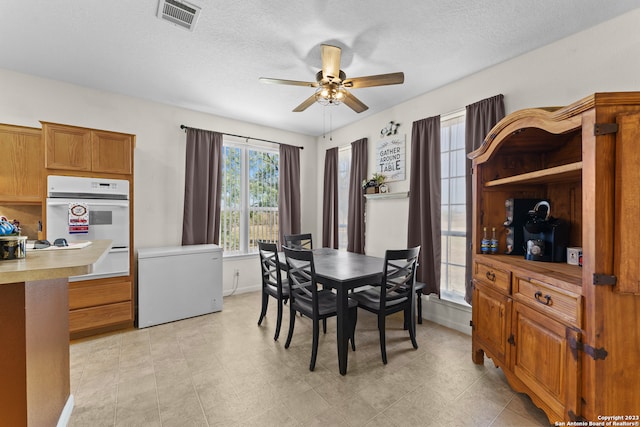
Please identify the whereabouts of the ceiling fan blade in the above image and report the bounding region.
[259,77,318,87]
[343,72,404,88]
[292,94,317,112]
[342,90,368,113]
[321,44,341,81]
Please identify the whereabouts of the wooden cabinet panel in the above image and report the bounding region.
[614,112,640,294]
[473,260,511,293]
[472,282,511,366]
[69,301,132,333]
[512,302,580,420]
[42,122,133,175]
[0,124,43,203]
[513,277,581,327]
[44,123,92,171]
[69,280,131,310]
[91,130,132,174]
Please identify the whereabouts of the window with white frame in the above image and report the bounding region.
[337,146,351,250]
[440,110,468,304]
[219,140,279,256]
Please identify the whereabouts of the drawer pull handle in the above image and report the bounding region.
[485,271,496,282]
[534,291,552,305]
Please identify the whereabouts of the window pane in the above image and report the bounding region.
[451,149,467,177]
[441,152,450,177]
[449,235,467,265]
[220,143,279,256]
[338,148,351,250]
[248,149,279,253]
[440,112,468,304]
[451,120,466,149]
[450,176,466,204]
[450,204,466,233]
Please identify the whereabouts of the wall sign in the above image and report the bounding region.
[376,134,405,182]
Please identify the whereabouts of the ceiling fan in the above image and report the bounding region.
[259,44,404,113]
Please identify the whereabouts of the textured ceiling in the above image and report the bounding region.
[1,1,638,136]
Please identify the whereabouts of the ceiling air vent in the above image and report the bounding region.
[157,0,201,31]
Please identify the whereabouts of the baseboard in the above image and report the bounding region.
[421,295,472,336]
[57,394,74,427]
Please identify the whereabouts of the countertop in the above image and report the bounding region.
[0,239,112,284]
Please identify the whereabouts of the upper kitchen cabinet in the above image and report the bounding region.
[0,123,43,203]
[42,122,134,175]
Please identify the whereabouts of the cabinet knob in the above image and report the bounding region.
[485,271,496,282]
[534,291,552,305]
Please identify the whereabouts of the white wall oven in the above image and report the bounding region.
[46,175,130,282]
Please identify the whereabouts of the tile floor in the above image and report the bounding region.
[69,291,552,426]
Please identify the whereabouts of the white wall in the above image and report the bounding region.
[314,9,640,333]
[0,70,317,295]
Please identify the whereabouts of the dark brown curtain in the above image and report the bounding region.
[347,138,367,254]
[278,144,301,251]
[407,116,441,296]
[182,128,223,245]
[322,148,339,249]
[464,94,505,304]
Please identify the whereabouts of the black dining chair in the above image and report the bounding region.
[283,246,358,371]
[350,246,421,364]
[283,233,329,333]
[257,241,290,341]
[283,233,313,250]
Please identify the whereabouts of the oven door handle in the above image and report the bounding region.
[47,201,129,208]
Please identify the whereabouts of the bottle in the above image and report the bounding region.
[481,227,490,254]
[490,227,498,254]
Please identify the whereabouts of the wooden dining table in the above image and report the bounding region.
[280,248,384,375]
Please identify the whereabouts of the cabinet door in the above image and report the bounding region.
[44,123,92,171]
[614,112,640,294]
[472,281,512,367]
[91,130,132,174]
[512,302,580,420]
[0,124,43,203]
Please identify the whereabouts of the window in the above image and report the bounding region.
[219,141,279,256]
[440,111,468,304]
[337,146,351,250]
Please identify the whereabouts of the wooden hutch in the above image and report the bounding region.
[469,92,640,423]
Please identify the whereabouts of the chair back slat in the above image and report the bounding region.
[283,247,318,305]
[284,233,313,250]
[381,247,420,306]
[258,241,285,293]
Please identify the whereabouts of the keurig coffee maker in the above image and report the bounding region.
[522,201,569,262]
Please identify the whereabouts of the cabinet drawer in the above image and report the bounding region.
[473,260,511,293]
[69,280,131,310]
[513,277,581,327]
[69,301,132,333]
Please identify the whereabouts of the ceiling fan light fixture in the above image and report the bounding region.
[315,84,346,106]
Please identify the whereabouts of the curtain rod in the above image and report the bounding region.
[180,125,303,150]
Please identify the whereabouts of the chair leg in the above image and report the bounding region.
[409,300,419,350]
[284,307,296,349]
[310,318,320,371]
[378,315,387,364]
[323,318,327,334]
[349,307,357,351]
[258,292,269,326]
[417,291,423,324]
[274,299,283,341]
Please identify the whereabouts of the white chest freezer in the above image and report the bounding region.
[137,244,223,328]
